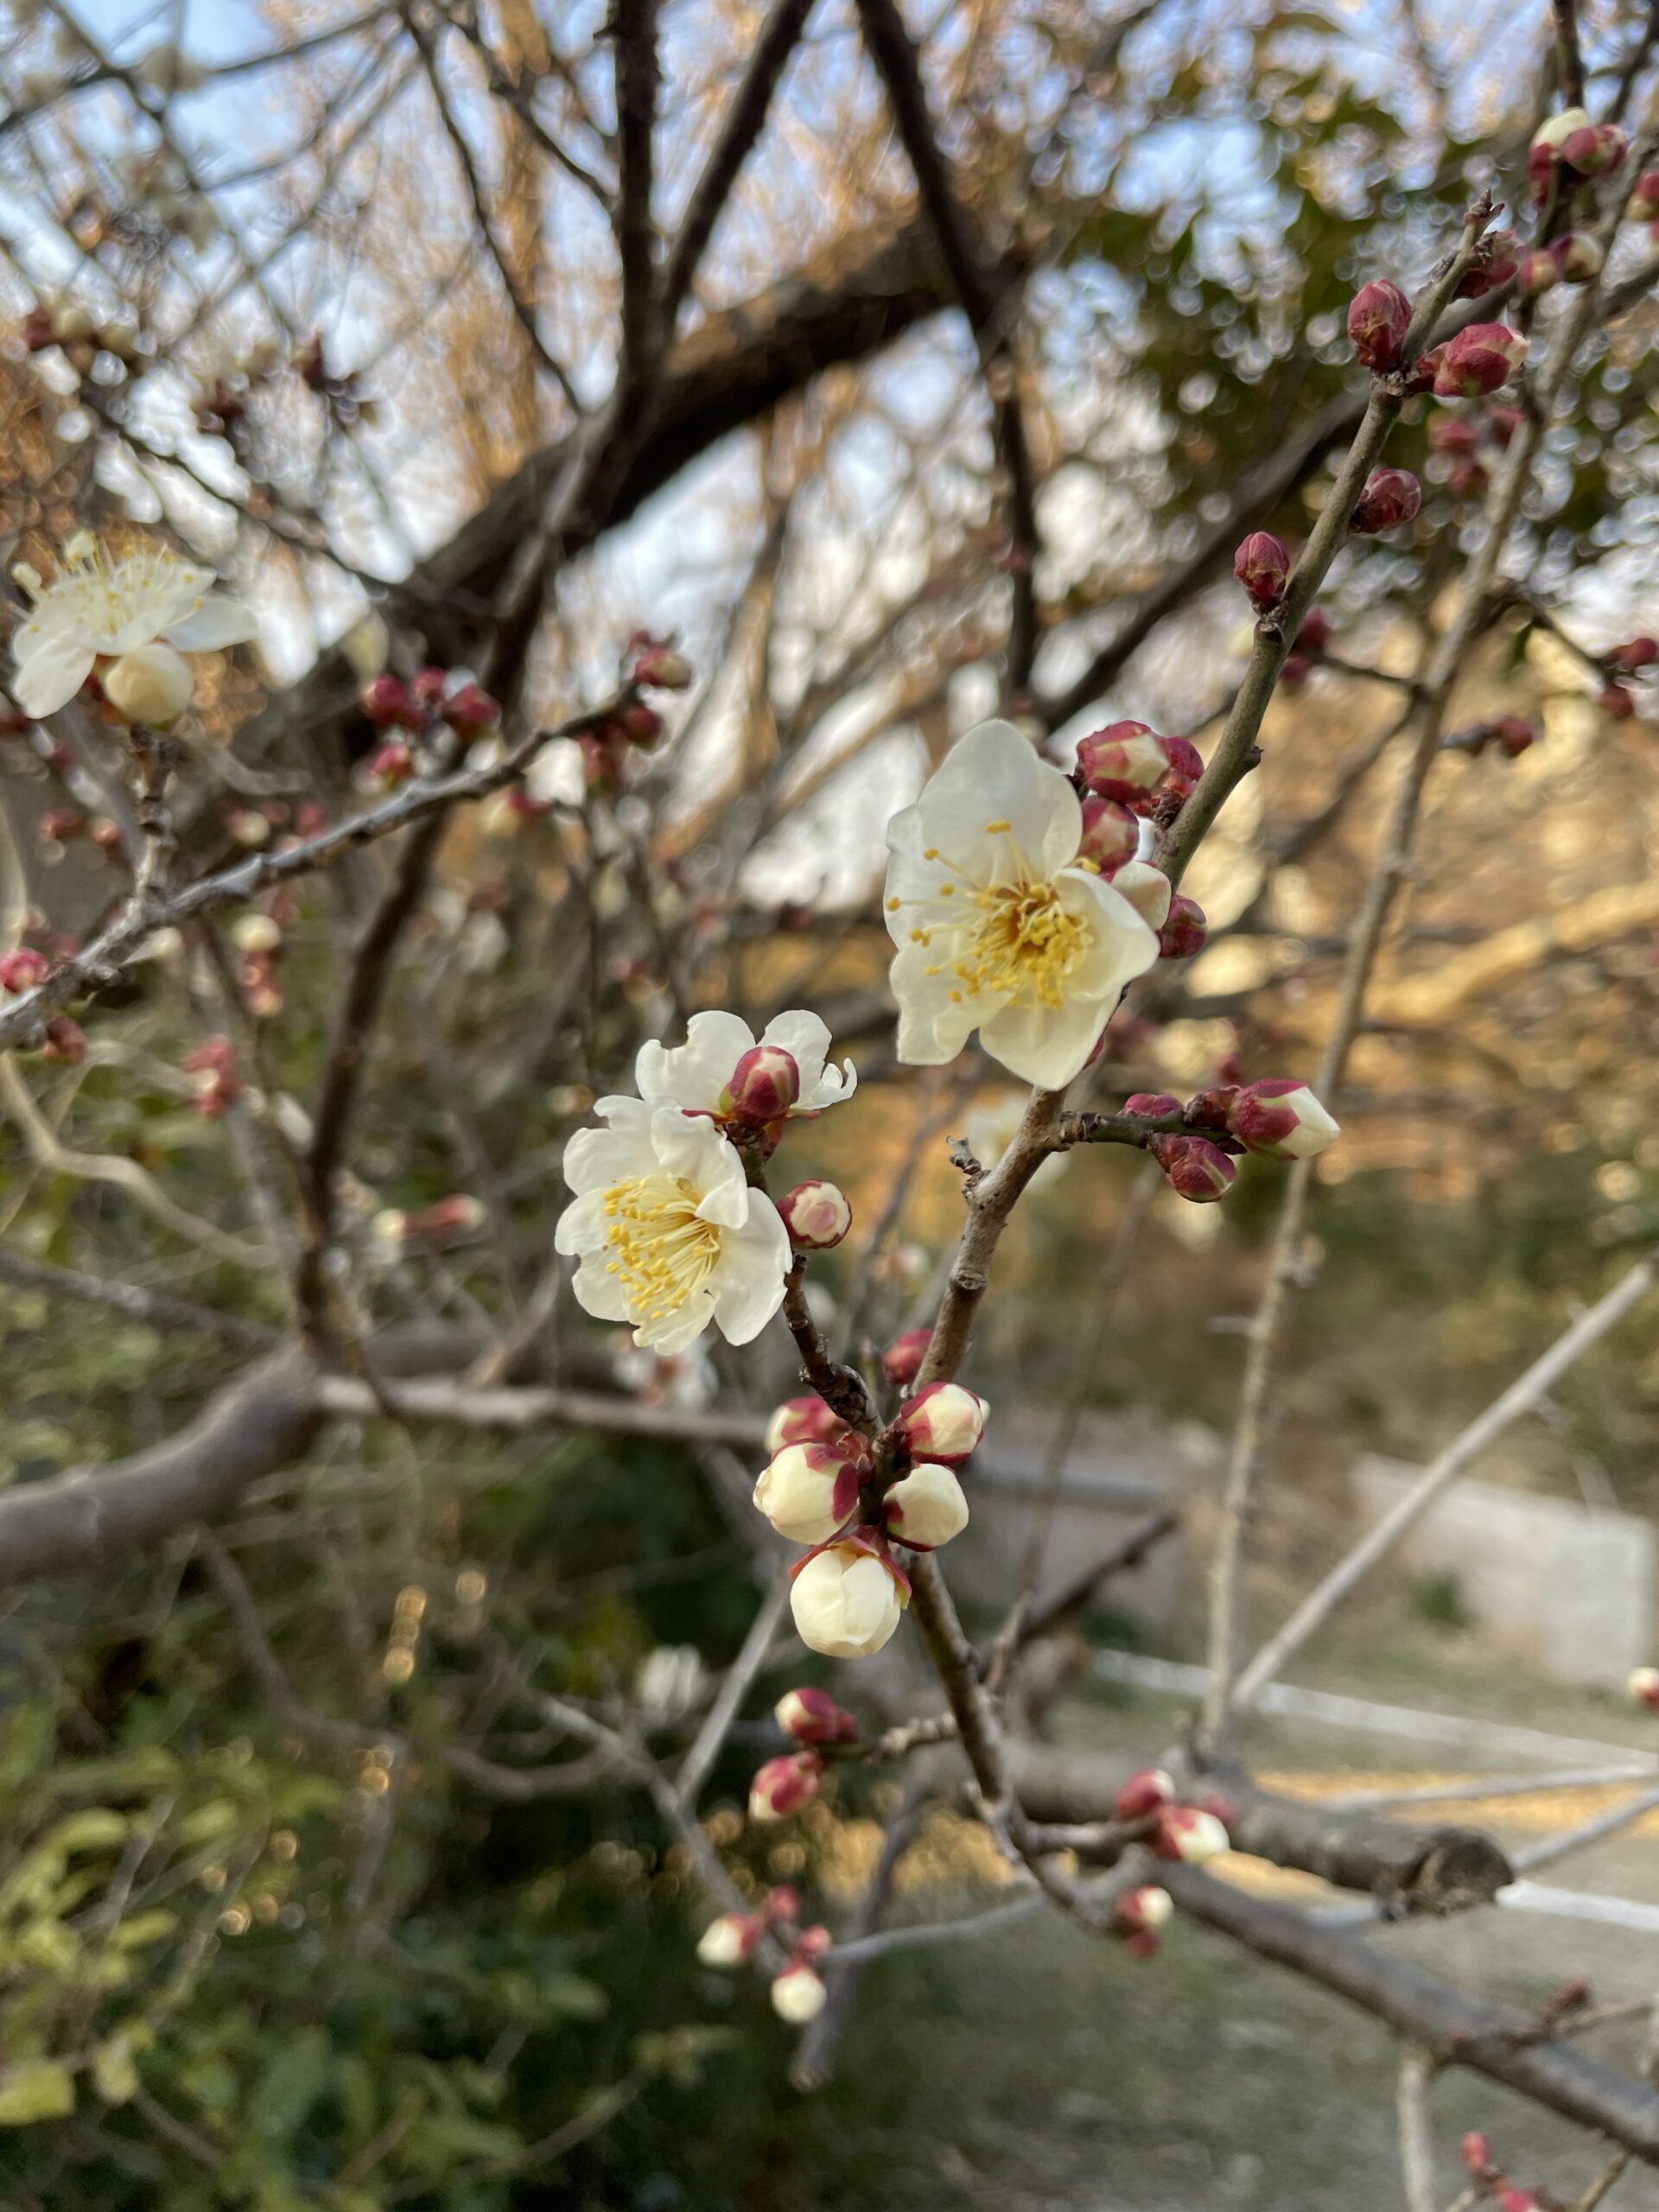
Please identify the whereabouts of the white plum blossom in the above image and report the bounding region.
[771,1964,828,2023]
[634,1008,855,1121]
[555,1099,791,1354]
[9,534,257,721]
[790,1542,905,1658]
[884,721,1160,1089]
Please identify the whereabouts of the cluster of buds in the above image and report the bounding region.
[361,668,500,743]
[625,630,694,692]
[1074,721,1202,820]
[1459,2128,1545,2210]
[372,1194,486,1250]
[1427,405,1523,500]
[1445,715,1536,760]
[1124,1077,1340,1205]
[1233,530,1290,614]
[230,909,286,1020]
[1430,323,1528,402]
[696,1884,831,2020]
[182,1035,240,1118]
[1350,466,1421,536]
[1518,231,1605,298]
[1108,1766,1234,1897]
[1529,109,1627,205]
[577,634,691,791]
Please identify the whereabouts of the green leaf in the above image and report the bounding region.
[0,2059,76,2126]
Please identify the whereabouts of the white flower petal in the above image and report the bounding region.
[633,1285,719,1355]
[13,639,94,717]
[165,593,259,650]
[568,1249,634,1323]
[1058,871,1160,999]
[552,1190,611,1257]
[758,1009,829,1094]
[648,1108,747,1226]
[561,1116,654,1196]
[913,720,1082,880]
[888,938,986,1066]
[636,1009,755,1109]
[979,992,1111,1090]
[708,1199,791,1344]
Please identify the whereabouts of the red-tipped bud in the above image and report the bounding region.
[779,1179,852,1250]
[408,668,448,710]
[631,639,694,690]
[1294,607,1331,656]
[1159,734,1204,798]
[721,1043,800,1122]
[1227,1077,1340,1160]
[366,741,414,786]
[1446,459,1488,498]
[0,947,49,992]
[776,1687,859,1745]
[748,1751,823,1822]
[1497,2193,1538,2212]
[1433,323,1527,399]
[1114,1885,1173,1938]
[771,1962,828,2023]
[880,1327,932,1389]
[1632,169,1659,220]
[753,1440,865,1545]
[1600,682,1637,720]
[39,810,86,844]
[1517,247,1562,299]
[1232,531,1290,613]
[360,674,416,728]
[1555,230,1605,284]
[1459,2131,1491,2176]
[883,1460,969,1550]
[441,683,501,735]
[1561,121,1627,177]
[1113,1767,1175,1820]
[766,1395,848,1453]
[1157,894,1207,960]
[696,1911,756,1967]
[618,701,664,744]
[1148,1134,1236,1204]
[1346,278,1410,372]
[1628,1665,1659,1712]
[1458,230,1518,299]
[1077,794,1139,870]
[1123,1092,1182,1121]
[1076,721,1170,802]
[1607,636,1658,672]
[896,1381,987,1464]
[1350,466,1422,535]
[40,1014,86,1065]
[1151,1804,1231,1863]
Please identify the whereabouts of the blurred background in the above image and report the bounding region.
[3,0,1659,2204]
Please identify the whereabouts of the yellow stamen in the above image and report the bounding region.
[601,1173,721,1330]
[983,818,1011,834]
[946,880,1090,1009]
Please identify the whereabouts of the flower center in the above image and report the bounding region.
[957,880,1088,1008]
[601,1173,721,1325]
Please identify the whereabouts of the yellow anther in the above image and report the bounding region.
[983,819,1011,834]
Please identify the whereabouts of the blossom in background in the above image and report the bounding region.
[884,720,1160,1088]
[556,1099,791,1353]
[9,533,257,721]
[632,1008,855,1124]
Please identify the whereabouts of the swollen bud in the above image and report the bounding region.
[1517,247,1561,299]
[766,1395,846,1452]
[1232,531,1289,613]
[1460,2132,1493,2177]
[776,1687,859,1745]
[771,1963,828,2024]
[1113,1767,1175,1820]
[1075,721,1170,803]
[896,1381,987,1463]
[779,1179,853,1251]
[749,1751,823,1822]
[1628,1665,1659,1712]
[1600,683,1637,721]
[103,643,194,727]
[883,1461,969,1550]
[696,1912,754,1967]
[1433,324,1527,399]
[1345,278,1410,372]
[880,1328,931,1389]
[1606,637,1658,672]
[1077,794,1139,870]
[1148,1134,1236,1205]
[1123,1092,1181,1121]
[1560,121,1627,177]
[441,683,501,735]
[0,947,49,992]
[1631,170,1659,220]
[1226,1078,1339,1160]
[1555,231,1605,284]
[789,1541,906,1658]
[753,1442,862,1546]
[1157,894,1206,961]
[1114,1885,1173,1936]
[1151,1804,1231,1863]
[1160,734,1204,799]
[721,1044,800,1122]
[360,674,417,728]
[1350,467,1421,535]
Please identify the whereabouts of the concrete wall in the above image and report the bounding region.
[1352,1454,1655,1688]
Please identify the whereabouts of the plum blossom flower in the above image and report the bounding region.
[10,533,257,720]
[555,1099,790,1353]
[884,721,1160,1088]
[790,1541,906,1658]
[633,1009,855,1122]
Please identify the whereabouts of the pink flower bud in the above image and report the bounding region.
[1345,277,1410,372]
[1226,1077,1339,1160]
[409,668,448,711]
[1106,857,1173,931]
[1076,721,1170,802]
[883,1461,969,1550]
[1148,1134,1236,1204]
[1458,230,1518,299]
[1294,607,1331,656]
[779,1179,852,1250]
[696,1911,754,1967]
[1428,414,1480,457]
[1517,247,1561,299]
[1497,2193,1538,2212]
[1113,1767,1175,1820]
[360,674,416,729]
[1554,230,1605,283]
[1115,1885,1173,1936]
[1632,169,1659,219]
[441,683,501,735]
[366,741,414,786]
[1157,894,1207,960]
[753,1441,863,1545]
[1350,466,1421,535]
[1560,121,1627,176]
[1160,734,1204,798]
[748,1751,823,1822]
[1607,636,1658,672]
[1077,794,1138,870]
[776,1687,859,1745]
[1459,2131,1491,2177]
[618,701,664,744]
[1628,1665,1659,1712]
[1600,682,1637,720]
[880,1328,932,1389]
[1279,653,1312,692]
[1123,1092,1181,1121]
[721,1043,800,1122]
[630,638,694,690]
[766,1395,847,1452]
[40,1015,86,1065]
[1433,323,1527,399]
[1151,1804,1231,1863]
[0,947,49,992]
[1232,531,1289,613]
[771,1963,828,2023]
[896,1381,987,1464]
